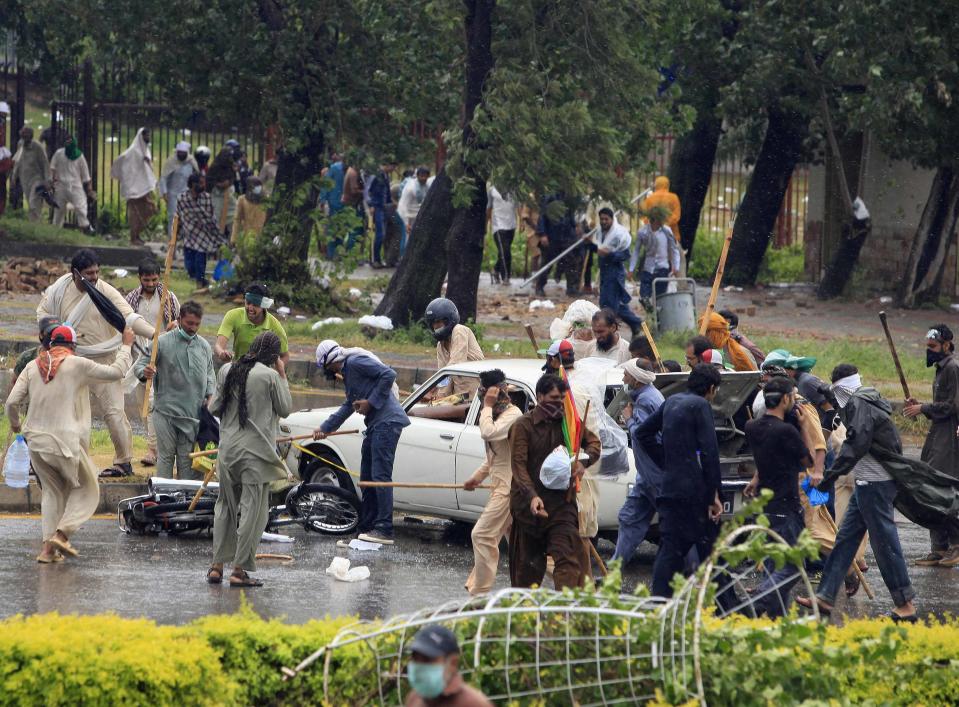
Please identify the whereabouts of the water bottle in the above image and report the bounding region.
[3,435,30,489]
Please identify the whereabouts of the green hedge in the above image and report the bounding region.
[2,604,959,706]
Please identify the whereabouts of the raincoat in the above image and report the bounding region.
[641,176,681,242]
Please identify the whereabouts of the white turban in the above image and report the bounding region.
[175,141,191,152]
[832,373,862,408]
[316,339,345,369]
[621,358,656,386]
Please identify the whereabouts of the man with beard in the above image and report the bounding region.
[110,127,157,246]
[125,258,181,466]
[50,134,95,233]
[508,373,601,589]
[578,308,631,363]
[313,339,411,545]
[905,325,959,566]
[462,368,524,595]
[207,331,291,587]
[159,141,198,234]
[595,207,644,337]
[11,126,50,222]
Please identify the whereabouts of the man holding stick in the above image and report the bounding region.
[313,339,410,545]
[595,207,644,337]
[38,248,156,477]
[134,301,215,480]
[904,325,959,566]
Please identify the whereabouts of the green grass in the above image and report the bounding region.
[0,214,102,246]
[688,231,807,284]
[0,416,147,459]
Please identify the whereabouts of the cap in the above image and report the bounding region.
[49,325,77,346]
[408,625,459,659]
[0,101,10,115]
[38,316,61,338]
[540,339,575,357]
[701,349,726,368]
[175,141,191,152]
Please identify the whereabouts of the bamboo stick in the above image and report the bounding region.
[640,320,666,372]
[141,214,179,418]
[588,540,608,577]
[187,429,360,459]
[187,460,216,512]
[699,216,735,335]
[524,323,540,356]
[358,481,491,489]
[879,311,911,400]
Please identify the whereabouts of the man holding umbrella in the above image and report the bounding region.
[37,248,155,477]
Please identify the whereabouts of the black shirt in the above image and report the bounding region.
[745,414,810,515]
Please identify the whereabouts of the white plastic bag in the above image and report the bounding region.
[326,556,371,582]
[540,445,572,490]
[563,299,599,325]
[548,317,573,340]
[358,314,394,330]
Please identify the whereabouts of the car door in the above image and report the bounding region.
[392,372,479,514]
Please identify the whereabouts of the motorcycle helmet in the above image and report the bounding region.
[195,145,212,168]
[424,297,460,341]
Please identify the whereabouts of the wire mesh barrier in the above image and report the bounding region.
[282,523,819,706]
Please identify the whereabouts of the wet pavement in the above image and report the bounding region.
[1,514,956,625]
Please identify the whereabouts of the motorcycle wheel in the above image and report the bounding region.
[286,483,361,535]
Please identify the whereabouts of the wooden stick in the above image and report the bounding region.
[699,215,735,335]
[524,323,541,356]
[187,460,217,512]
[141,214,179,418]
[822,507,875,600]
[187,429,361,459]
[358,481,491,489]
[587,540,608,577]
[879,311,911,400]
[641,320,666,373]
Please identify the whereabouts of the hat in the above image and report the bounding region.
[701,349,731,370]
[621,358,656,385]
[0,102,10,115]
[49,325,77,347]
[761,349,790,369]
[783,354,817,372]
[408,624,459,659]
[38,316,61,338]
[541,339,574,357]
[175,141,191,152]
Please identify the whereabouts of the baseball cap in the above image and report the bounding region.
[39,316,61,338]
[49,325,77,347]
[539,339,574,357]
[408,625,460,659]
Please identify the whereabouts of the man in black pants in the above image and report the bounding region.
[636,364,724,597]
[534,194,582,297]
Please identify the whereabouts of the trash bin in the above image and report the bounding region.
[652,278,697,334]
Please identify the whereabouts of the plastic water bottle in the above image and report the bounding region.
[3,435,30,489]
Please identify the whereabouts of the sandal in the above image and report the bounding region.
[48,536,79,557]
[844,572,861,598]
[229,570,263,588]
[890,612,919,624]
[36,552,63,564]
[795,595,832,616]
[207,567,223,585]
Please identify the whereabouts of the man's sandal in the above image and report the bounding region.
[229,570,263,588]
[207,567,223,585]
[48,537,79,557]
[795,595,832,616]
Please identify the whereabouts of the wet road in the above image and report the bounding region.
[0,515,954,625]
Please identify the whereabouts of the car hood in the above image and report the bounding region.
[653,371,760,420]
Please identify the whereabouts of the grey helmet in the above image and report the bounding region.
[425,297,460,341]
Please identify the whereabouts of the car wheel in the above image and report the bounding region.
[302,456,355,492]
[287,483,361,535]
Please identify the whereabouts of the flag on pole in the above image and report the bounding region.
[557,365,584,492]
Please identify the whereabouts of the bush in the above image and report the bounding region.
[688,231,807,284]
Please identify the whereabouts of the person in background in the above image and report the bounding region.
[717,309,765,363]
[576,308,631,363]
[11,126,51,222]
[194,145,212,175]
[534,193,583,297]
[640,176,683,272]
[6,325,135,563]
[110,127,156,245]
[425,298,484,398]
[662,360,682,373]
[235,151,253,194]
[125,257,181,466]
[905,325,959,567]
[636,364,724,597]
[313,339,411,546]
[177,173,224,290]
[683,336,713,369]
[518,199,541,276]
[258,154,277,194]
[508,373,601,590]
[342,155,365,246]
[159,141,197,234]
[404,625,493,707]
[700,311,758,371]
[462,369,524,595]
[322,152,345,217]
[215,283,289,363]
[594,207,643,336]
[207,331,291,587]
[50,133,95,233]
[629,205,679,308]
[368,161,395,267]
[486,185,517,285]
[10,317,61,391]
[628,335,656,362]
[210,175,237,242]
[400,166,432,239]
[134,301,214,480]
[612,358,665,565]
[232,176,268,249]
[0,101,12,216]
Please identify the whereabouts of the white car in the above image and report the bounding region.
[279,359,760,535]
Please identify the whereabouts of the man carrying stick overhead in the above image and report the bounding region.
[313,339,410,546]
[38,248,156,477]
[134,301,215,480]
[207,331,291,587]
[508,373,601,590]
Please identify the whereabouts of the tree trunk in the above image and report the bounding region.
[667,114,722,257]
[442,0,495,323]
[725,107,807,286]
[816,217,872,299]
[272,128,325,264]
[374,170,455,326]
[898,166,959,308]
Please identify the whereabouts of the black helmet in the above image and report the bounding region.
[425,298,460,341]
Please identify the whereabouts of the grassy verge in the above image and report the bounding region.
[0,214,102,247]
[688,230,806,283]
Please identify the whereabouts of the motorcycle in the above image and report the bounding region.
[117,476,361,537]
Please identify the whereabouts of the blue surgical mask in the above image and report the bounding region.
[177,327,196,342]
[407,661,447,699]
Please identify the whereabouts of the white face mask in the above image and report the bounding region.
[252,186,263,195]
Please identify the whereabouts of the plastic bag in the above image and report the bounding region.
[213,259,235,282]
[801,477,830,507]
[326,556,371,582]
[563,299,599,325]
[358,314,394,330]
[540,445,572,490]
[569,359,630,477]
[549,317,573,340]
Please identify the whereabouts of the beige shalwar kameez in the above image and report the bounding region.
[38,274,154,465]
[465,404,523,596]
[4,346,132,541]
[210,362,292,572]
[436,324,485,397]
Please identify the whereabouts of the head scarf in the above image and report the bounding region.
[832,373,862,408]
[64,137,81,161]
[110,127,156,199]
[245,291,274,310]
[175,141,191,153]
[315,339,389,370]
[212,331,281,428]
[700,311,757,371]
[784,354,817,372]
[36,325,77,383]
[621,358,656,386]
[761,349,791,369]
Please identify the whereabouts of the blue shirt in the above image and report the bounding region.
[627,385,665,493]
[367,171,392,209]
[320,354,410,433]
[324,160,345,212]
[635,391,721,503]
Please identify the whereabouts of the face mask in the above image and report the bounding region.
[252,185,263,195]
[177,327,196,341]
[177,153,187,161]
[323,367,337,382]
[927,349,947,367]
[537,401,564,420]
[407,661,447,699]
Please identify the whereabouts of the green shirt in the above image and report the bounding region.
[14,347,38,377]
[216,307,289,359]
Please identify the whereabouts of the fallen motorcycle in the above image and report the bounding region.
[117,477,361,536]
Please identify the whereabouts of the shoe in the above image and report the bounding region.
[357,531,394,545]
[565,288,581,297]
[86,225,96,235]
[915,551,946,567]
[889,612,919,624]
[938,548,959,567]
[36,552,64,564]
[48,536,79,557]
[808,570,823,585]
[371,261,384,269]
